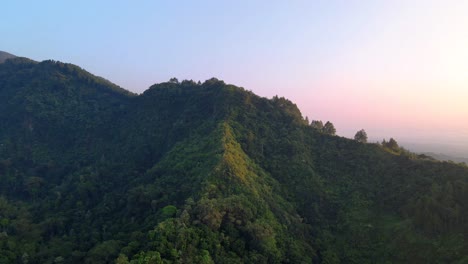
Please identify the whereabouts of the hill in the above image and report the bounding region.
[0,58,467,263]
[421,152,468,164]
[0,51,17,63]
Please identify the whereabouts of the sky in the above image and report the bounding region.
[2,0,468,156]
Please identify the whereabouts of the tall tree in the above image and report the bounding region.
[354,129,368,143]
[323,121,336,135]
[387,138,399,149]
[382,138,399,150]
[310,120,324,130]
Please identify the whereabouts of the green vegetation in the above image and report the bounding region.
[310,120,336,135]
[354,129,368,143]
[0,57,467,263]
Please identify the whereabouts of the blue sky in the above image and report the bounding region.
[2,1,381,93]
[2,1,468,155]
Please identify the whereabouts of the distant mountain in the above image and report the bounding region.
[401,141,468,160]
[0,51,17,63]
[0,57,467,263]
[422,152,468,164]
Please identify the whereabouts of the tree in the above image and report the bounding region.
[310,120,324,130]
[354,129,368,143]
[382,138,399,150]
[323,121,336,135]
[87,240,121,263]
[181,79,196,86]
[387,138,399,149]
[169,77,179,84]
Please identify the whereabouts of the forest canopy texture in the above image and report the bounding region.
[0,57,467,263]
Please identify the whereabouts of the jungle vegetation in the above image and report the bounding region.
[0,57,467,263]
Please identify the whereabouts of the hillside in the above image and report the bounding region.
[0,58,467,263]
[0,51,17,63]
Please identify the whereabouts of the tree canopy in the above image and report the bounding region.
[0,58,467,263]
[382,137,399,150]
[323,121,336,135]
[310,120,324,130]
[310,120,336,135]
[354,129,368,143]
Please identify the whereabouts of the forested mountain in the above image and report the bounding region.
[0,56,467,264]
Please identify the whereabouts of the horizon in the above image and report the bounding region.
[2,0,468,157]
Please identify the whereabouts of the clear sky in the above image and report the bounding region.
[2,0,468,155]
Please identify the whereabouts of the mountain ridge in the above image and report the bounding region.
[0,58,467,263]
[0,51,17,63]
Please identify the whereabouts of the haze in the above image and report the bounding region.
[2,0,467,156]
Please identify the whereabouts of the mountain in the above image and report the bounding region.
[0,51,17,63]
[401,141,468,162]
[0,57,468,264]
[421,152,468,164]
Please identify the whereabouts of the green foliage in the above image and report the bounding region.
[323,121,336,135]
[0,59,467,263]
[382,137,399,150]
[354,129,368,143]
[160,205,177,219]
[311,120,324,130]
[310,120,336,135]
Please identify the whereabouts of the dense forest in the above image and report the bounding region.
[0,56,467,263]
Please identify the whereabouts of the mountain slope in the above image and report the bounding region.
[0,59,467,263]
[0,51,16,63]
[138,83,468,263]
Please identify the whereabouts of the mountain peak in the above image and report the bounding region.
[0,51,17,63]
[1,56,468,263]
